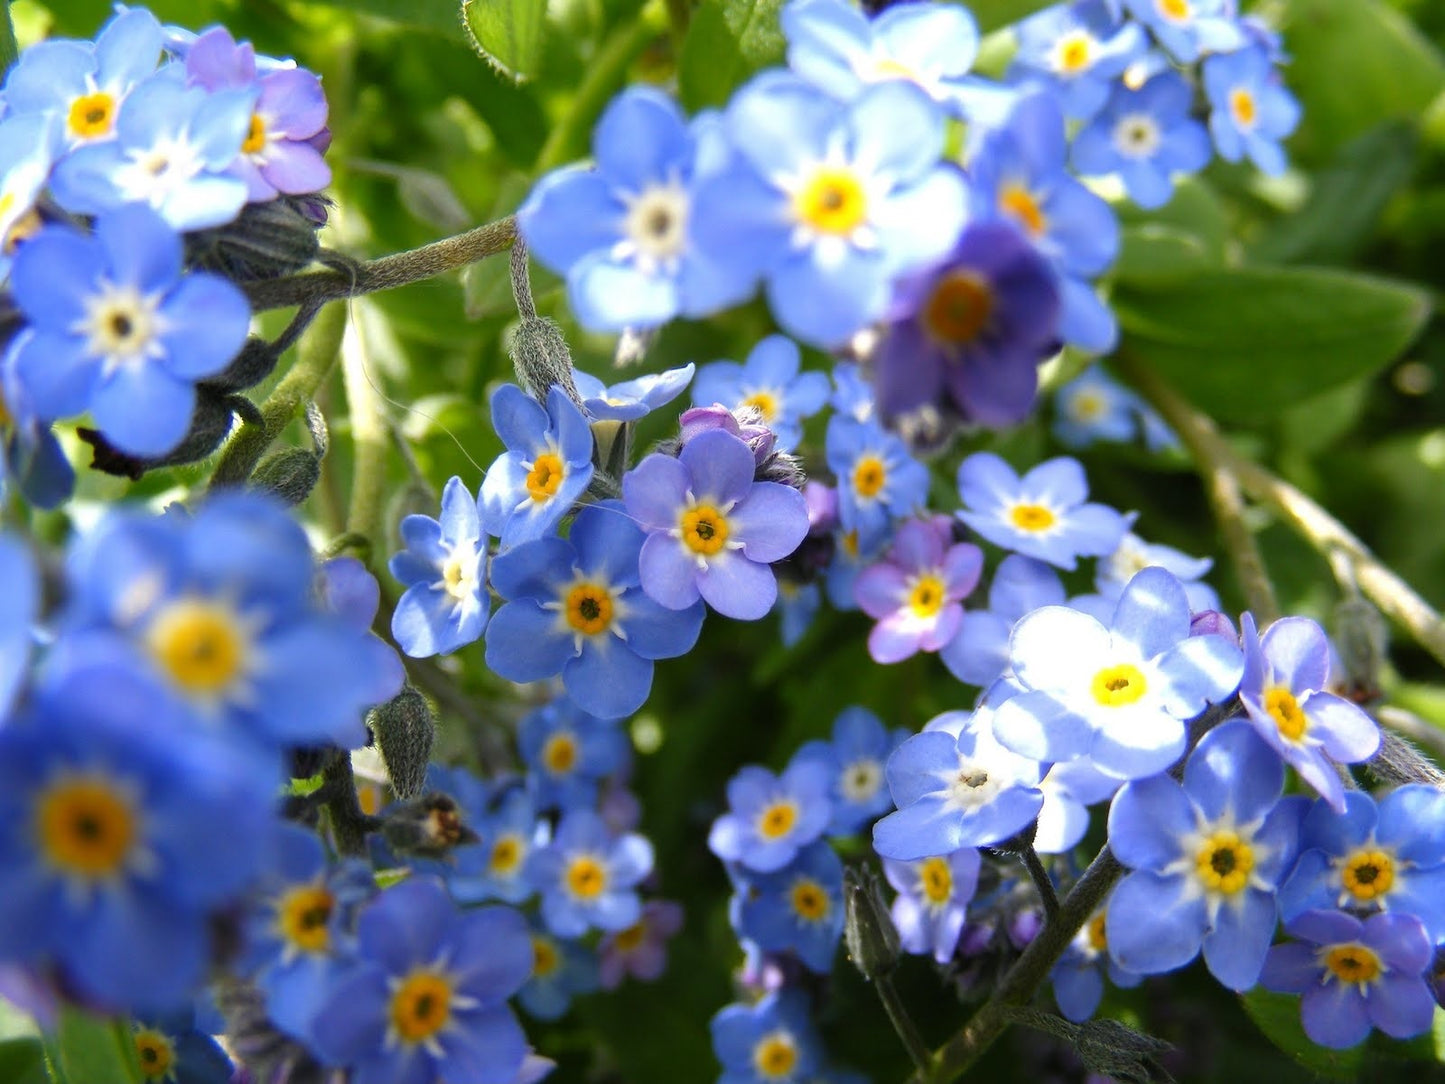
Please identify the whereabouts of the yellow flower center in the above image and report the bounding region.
[389,970,454,1045]
[1087,913,1108,953]
[1009,503,1056,532]
[1195,830,1254,895]
[532,935,560,977]
[68,92,116,139]
[490,834,523,875]
[242,113,267,155]
[566,854,608,900]
[794,166,868,235]
[907,573,948,619]
[871,57,916,81]
[1091,663,1148,707]
[612,921,647,952]
[741,390,780,423]
[441,551,476,601]
[542,733,579,775]
[756,800,798,841]
[920,856,953,904]
[1055,32,1093,74]
[680,504,730,556]
[1230,87,1257,128]
[133,1028,174,1082]
[852,455,887,499]
[1341,849,1395,901]
[277,884,335,954]
[0,192,13,224]
[36,774,138,880]
[145,598,249,697]
[1264,686,1308,742]
[1157,0,1191,20]
[1323,942,1382,986]
[840,530,860,559]
[1000,184,1047,238]
[526,453,565,502]
[790,877,831,922]
[564,583,615,636]
[924,271,994,346]
[1069,390,1106,421]
[753,1031,798,1079]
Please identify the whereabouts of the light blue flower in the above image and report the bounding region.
[826,415,928,544]
[1088,531,1219,615]
[1052,365,1138,448]
[734,840,845,973]
[1071,70,1212,209]
[518,86,751,331]
[883,847,981,964]
[709,759,834,874]
[955,452,1130,570]
[445,780,543,906]
[518,699,631,811]
[1203,45,1300,176]
[776,579,821,647]
[711,989,822,1084]
[993,567,1244,780]
[1049,905,1141,1021]
[1121,0,1245,64]
[939,553,1065,687]
[830,360,874,423]
[518,921,600,1021]
[693,73,968,347]
[790,706,910,835]
[528,809,654,937]
[692,335,830,453]
[1035,760,1121,854]
[480,383,594,549]
[1105,720,1306,989]
[872,708,1045,860]
[1008,1,1146,121]
[573,363,695,422]
[389,476,489,658]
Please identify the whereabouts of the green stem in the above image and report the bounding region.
[242,216,516,313]
[0,2,18,75]
[1019,844,1060,923]
[210,302,347,489]
[876,974,934,1073]
[341,306,387,548]
[663,0,692,44]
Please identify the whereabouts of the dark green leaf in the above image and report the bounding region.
[678,0,785,111]
[1115,266,1431,424]
[1114,225,1220,284]
[967,0,1053,33]
[1116,177,1229,263]
[1251,122,1419,266]
[45,1009,143,1084]
[0,1039,46,1084]
[462,0,547,82]
[1240,990,1364,1080]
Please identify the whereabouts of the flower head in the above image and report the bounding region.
[481,384,594,549]
[826,415,928,544]
[1121,0,1245,63]
[573,363,695,422]
[518,699,631,810]
[1202,45,1300,176]
[883,846,981,964]
[692,335,831,453]
[709,760,833,874]
[790,706,910,835]
[598,899,684,989]
[734,840,845,973]
[528,810,654,937]
[518,921,599,1021]
[389,476,489,658]
[1008,0,1146,120]
[855,517,984,664]
[711,989,822,1084]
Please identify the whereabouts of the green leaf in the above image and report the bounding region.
[1116,176,1229,263]
[1114,224,1220,284]
[44,1009,143,1084]
[967,0,1053,33]
[1240,990,1364,1080]
[1114,266,1431,425]
[1280,0,1445,166]
[0,1039,45,1084]
[1251,122,1419,266]
[678,0,785,111]
[461,0,547,82]
[293,0,466,37]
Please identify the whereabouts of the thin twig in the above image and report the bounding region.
[1019,845,1061,923]
[341,304,388,549]
[877,974,934,1074]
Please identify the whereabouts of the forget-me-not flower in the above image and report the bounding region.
[790,706,909,835]
[1008,1,1146,120]
[1202,45,1300,176]
[692,335,830,453]
[826,415,928,545]
[855,516,984,664]
[528,809,654,937]
[709,759,833,874]
[734,840,845,973]
[711,989,821,1084]
[389,476,489,658]
[883,847,982,964]
[481,383,594,549]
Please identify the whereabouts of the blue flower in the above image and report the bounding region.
[486,500,705,718]
[9,204,251,457]
[0,657,273,1013]
[693,73,967,347]
[709,760,833,873]
[132,1009,234,1084]
[573,363,695,422]
[0,113,58,270]
[939,554,1065,688]
[782,0,992,119]
[481,384,594,549]
[872,708,1045,860]
[1071,70,1212,209]
[967,91,1119,353]
[883,847,981,964]
[528,809,654,937]
[1278,786,1445,942]
[1121,0,1244,63]
[1049,907,1140,1021]
[389,476,489,658]
[51,71,253,230]
[791,707,909,836]
[444,778,543,906]
[623,429,809,621]
[519,699,630,810]
[1202,46,1300,176]
[830,361,875,423]
[1238,614,1379,811]
[518,922,599,1021]
[518,87,750,331]
[308,877,534,1084]
[1262,909,1436,1048]
[0,534,37,722]
[1086,531,1219,615]
[711,989,822,1084]
[1035,760,1121,854]
[1105,720,1306,990]
[1052,365,1139,448]
[872,221,1060,426]
[2,7,163,146]
[734,841,845,974]
[775,579,821,647]
[826,415,928,544]
[955,452,1130,570]
[1008,1,1146,121]
[60,491,403,757]
[994,568,1243,779]
[0,336,75,510]
[692,335,830,453]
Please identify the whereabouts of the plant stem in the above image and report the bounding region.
[1116,354,1278,624]
[663,0,692,44]
[242,216,516,313]
[210,302,347,489]
[1118,356,1445,672]
[1019,844,1061,923]
[876,974,934,1074]
[341,305,388,549]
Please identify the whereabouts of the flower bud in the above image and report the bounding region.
[368,686,435,800]
[843,864,899,982]
[249,448,321,508]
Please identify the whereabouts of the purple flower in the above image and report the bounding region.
[855,517,983,664]
[691,335,830,453]
[873,221,1059,426]
[1238,614,1379,812]
[527,810,654,937]
[709,760,833,874]
[1261,910,1436,1048]
[883,847,981,963]
[598,900,684,989]
[623,429,809,621]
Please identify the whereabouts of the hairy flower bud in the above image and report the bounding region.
[843,864,900,981]
[368,686,436,800]
[249,448,321,507]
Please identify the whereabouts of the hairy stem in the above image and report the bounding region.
[1116,354,1278,624]
[877,974,934,1074]
[242,216,516,313]
[1020,845,1061,923]
[341,306,388,549]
